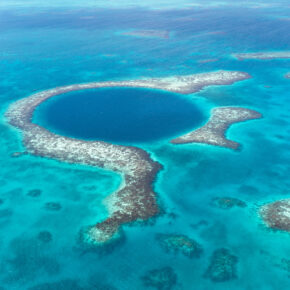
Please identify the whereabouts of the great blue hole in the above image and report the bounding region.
[34,87,204,144]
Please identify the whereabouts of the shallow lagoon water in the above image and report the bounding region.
[34,88,204,144]
[0,2,290,290]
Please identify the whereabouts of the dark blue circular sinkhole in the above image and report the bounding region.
[34,87,204,144]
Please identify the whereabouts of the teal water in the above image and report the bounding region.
[34,88,204,144]
[0,1,290,289]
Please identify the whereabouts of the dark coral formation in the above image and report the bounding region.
[44,202,62,211]
[27,189,42,197]
[210,197,247,209]
[5,71,250,245]
[204,248,238,282]
[260,199,290,232]
[141,267,177,290]
[156,233,203,258]
[171,107,262,149]
[37,231,53,243]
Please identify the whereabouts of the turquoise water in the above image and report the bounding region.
[0,1,290,289]
[34,88,204,144]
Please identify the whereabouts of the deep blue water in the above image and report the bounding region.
[0,2,290,290]
[34,88,204,143]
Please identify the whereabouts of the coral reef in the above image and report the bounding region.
[5,71,250,245]
[204,248,238,282]
[210,197,247,209]
[171,107,262,149]
[260,199,290,232]
[156,233,203,258]
[234,51,290,60]
[141,267,177,290]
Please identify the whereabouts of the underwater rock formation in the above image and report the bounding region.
[5,71,250,245]
[210,197,247,209]
[156,233,203,258]
[260,199,290,232]
[234,51,290,60]
[171,107,262,149]
[141,267,177,290]
[204,248,238,282]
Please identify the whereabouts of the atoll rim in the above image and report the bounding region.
[5,71,252,244]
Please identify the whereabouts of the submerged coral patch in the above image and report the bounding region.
[156,233,203,258]
[44,202,62,211]
[204,248,238,282]
[279,258,290,277]
[27,189,42,198]
[141,267,178,290]
[210,197,247,209]
[37,231,53,243]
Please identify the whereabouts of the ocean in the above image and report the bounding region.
[0,2,290,289]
